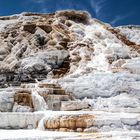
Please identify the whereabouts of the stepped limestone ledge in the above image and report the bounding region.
[0,10,140,139]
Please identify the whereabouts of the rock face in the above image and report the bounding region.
[44,114,95,132]
[0,10,140,139]
[40,112,140,132]
[118,25,140,45]
[0,12,70,87]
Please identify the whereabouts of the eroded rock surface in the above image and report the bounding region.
[0,10,140,139]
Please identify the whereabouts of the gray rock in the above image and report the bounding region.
[0,91,15,112]
[121,118,138,125]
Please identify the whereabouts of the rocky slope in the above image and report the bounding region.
[0,10,140,140]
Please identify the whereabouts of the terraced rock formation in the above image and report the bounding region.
[0,10,140,139]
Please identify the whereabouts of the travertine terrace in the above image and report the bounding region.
[0,10,140,139]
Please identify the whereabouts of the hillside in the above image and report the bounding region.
[0,10,140,140]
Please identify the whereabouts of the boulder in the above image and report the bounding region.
[22,23,36,33]
[56,10,90,24]
[36,23,52,33]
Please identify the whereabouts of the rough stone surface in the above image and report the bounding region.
[44,113,95,131]
[61,100,91,111]
[0,10,140,139]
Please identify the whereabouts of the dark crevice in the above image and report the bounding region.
[52,56,70,78]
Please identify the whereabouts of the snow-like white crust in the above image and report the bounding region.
[0,11,139,139]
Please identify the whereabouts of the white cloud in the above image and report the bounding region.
[90,0,134,26]
[90,0,107,17]
[110,13,133,25]
[34,0,46,4]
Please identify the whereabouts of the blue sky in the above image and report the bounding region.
[0,0,139,26]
